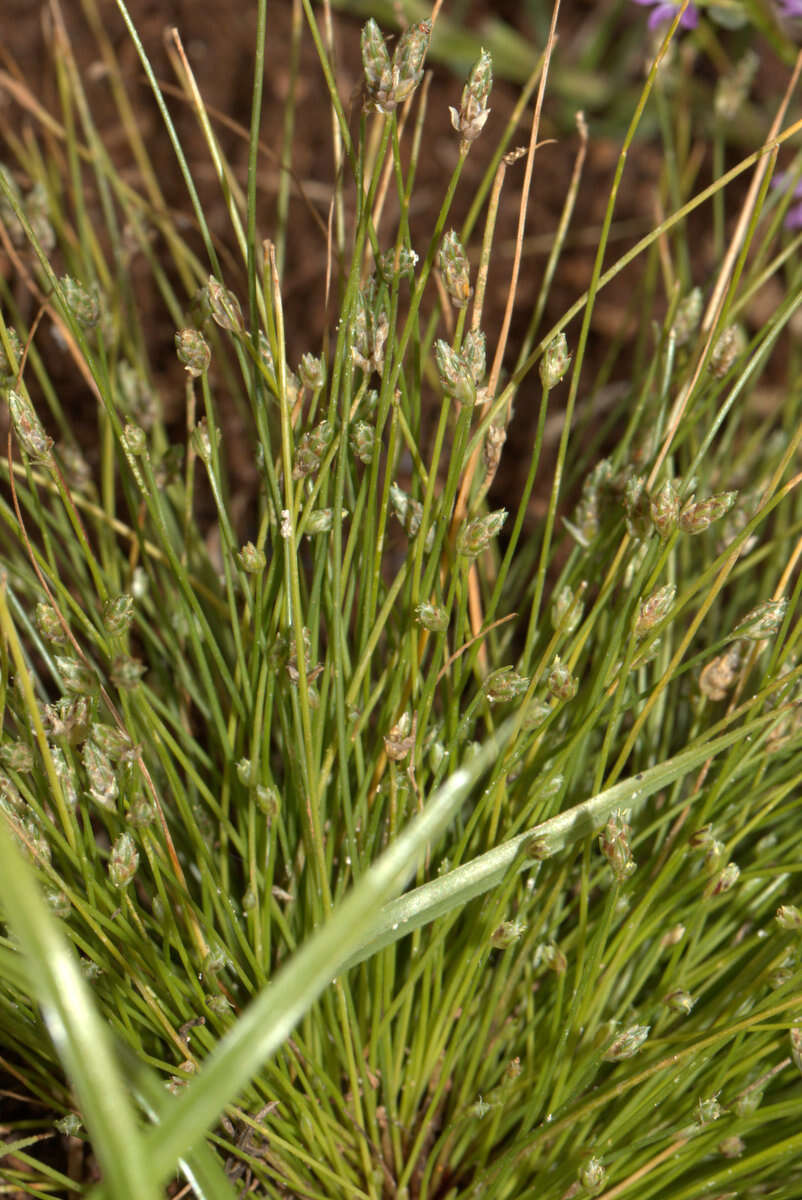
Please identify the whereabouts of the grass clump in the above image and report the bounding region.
[2,1,802,1197]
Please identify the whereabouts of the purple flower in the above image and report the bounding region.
[778,1,802,16]
[772,171,802,230]
[632,0,699,29]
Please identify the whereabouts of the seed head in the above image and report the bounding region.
[350,420,375,464]
[352,285,388,374]
[699,646,741,701]
[206,276,244,334]
[415,601,448,632]
[708,861,740,896]
[392,20,431,105]
[361,19,393,110]
[599,810,636,883]
[175,328,211,377]
[482,667,529,704]
[103,593,134,636]
[450,49,493,149]
[650,479,679,538]
[461,328,486,384]
[634,583,676,637]
[56,656,97,696]
[384,712,415,761]
[777,904,802,930]
[438,230,472,309]
[603,1023,650,1061]
[456,509,507,557]
[83,739,118,809]
[732,598,787,641]
[483,423,506,481]
[579,1157,606,1194]
[551,584,584,634]
[306,508,345,534]
[60,275,100,329]
[255,784,280,819]
[378,245,418,284]
[671,286,702,347]
[238,542,266,572]
[710,323,746,377]
[547,656,578,702]
[36,603,68,645]
[108,832,138,887]
[44,697,92,745]
[679,490,737,534]
[435,339,476,406]
[191,417,220,464]
[8,389,54,466]
[539,332,571,390]
[624,475,652,540]
[695,1094,723,1125]
[390,482,432,546]
[361,18,430,113]
[1,741,33,772]
[491,919,526,948]
[664,988,695,1014]
[298,352,326,391]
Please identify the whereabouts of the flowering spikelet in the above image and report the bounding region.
[361,18,431,114]
[456,509,507,557]
[293,420,334,479]
[634,583,676,637]
[449,49,492,150]
[438,231,472,309]
[60,275,100,328]
[671,286,702,347]
[175,329,211,378]
[599,810,636,882]
[650,480,679,538]
[482,667,529,704]
[602,1023,649,1061]
[732,598,787,641]
[539,332,571,390]
[710,323,746,377]
[435,339,476,406]
[206,276,244,334]
[8,389,54,466]
[679,491,737,534]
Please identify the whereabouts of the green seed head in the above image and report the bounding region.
[175,328,211,377]
[438,231,472,309]
[450,49,493,149]
[457,509,507,557]
[539,332,571,390]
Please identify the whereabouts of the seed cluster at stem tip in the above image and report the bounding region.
[361,18,431,114]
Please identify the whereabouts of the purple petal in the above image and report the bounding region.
[779,0,802,15]
[648,4,678,26]
[644,3,698,29]
[784,200,802,229]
